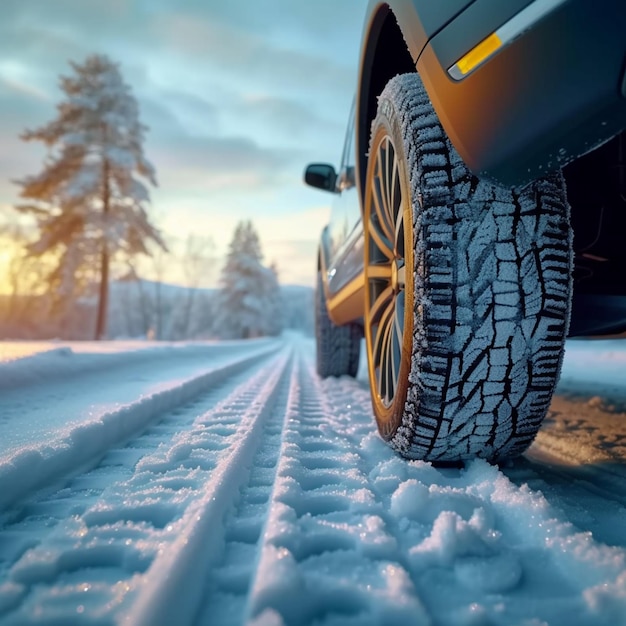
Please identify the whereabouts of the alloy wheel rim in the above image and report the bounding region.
[365,134,408,413]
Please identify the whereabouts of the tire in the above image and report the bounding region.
[315,271,361,378]
[363,73,572,462]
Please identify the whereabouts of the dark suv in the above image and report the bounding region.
[305,1,626,462]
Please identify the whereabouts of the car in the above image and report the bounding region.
[304,0,626,463]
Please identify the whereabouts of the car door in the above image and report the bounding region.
[326,101,364,297]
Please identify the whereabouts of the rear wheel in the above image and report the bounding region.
[315,270,361,378]
[364,73,572,462]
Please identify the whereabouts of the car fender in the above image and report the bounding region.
[362,0,478,63]
[356,1,475,197]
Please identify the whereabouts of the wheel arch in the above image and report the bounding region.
[356,1,475,205]
[356,5,415,207]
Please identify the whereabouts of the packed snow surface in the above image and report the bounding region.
[0,335,625,625]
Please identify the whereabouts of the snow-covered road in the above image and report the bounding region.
[1,335,625,625]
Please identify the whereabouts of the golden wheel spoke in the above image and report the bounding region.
[374,150,395,242]
[390,293,404,398]
[384,144,398,241]
[376,305,394,402]
[368,217,394,260]
[384,143,394,229]
[377,333,387,400]
[372,300,394,368]
[369,285,393,326]
[394,291,405,340]
[383,343,392,403]
[367,264,392,280]
[389,323,400,400]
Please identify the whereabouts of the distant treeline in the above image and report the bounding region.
[0,281,313,341]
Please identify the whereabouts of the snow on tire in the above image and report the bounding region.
[315,271,361,378]
[364,73,573,462]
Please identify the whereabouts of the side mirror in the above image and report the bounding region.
[304,163,338,193]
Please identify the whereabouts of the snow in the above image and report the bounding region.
[0,340,280,510]
[0,335,625,624]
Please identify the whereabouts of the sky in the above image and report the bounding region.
[0,0,368,288]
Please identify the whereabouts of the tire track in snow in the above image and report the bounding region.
[0,347,281,568]
[201,341,626,626]
[0,344,280,511]
[243,341,430,625]
[318,380,626,626]
[192,349,295,625]
[0,347,291,624]
[2,338,626,625]
[124,347,294,626]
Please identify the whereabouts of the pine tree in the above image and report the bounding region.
[216,220,284,339]
[15,54,165,339]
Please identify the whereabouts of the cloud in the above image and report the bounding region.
[236,94,343,142]
[147,0,367,62]
[147,89,219,137]
[151,12,356,95]
[151,134,297,191]
[0,73,49,105]
[138,95,299,193]
[263,239,319,286]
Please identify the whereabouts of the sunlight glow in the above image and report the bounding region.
[0,241,16,295]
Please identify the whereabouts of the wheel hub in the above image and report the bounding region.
[391,260,399,293]
[390,259,405,295]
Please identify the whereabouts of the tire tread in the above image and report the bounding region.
[374,74,572,462]
[315,272,361,379]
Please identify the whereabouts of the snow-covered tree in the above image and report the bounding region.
[215,220,284,339]
[15,54,165,339]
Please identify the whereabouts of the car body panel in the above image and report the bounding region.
[318,224,365,326]
[318,101,366,323]
[363,0,479,62]
[356,1,479,197]
[312,0,626,336]
[418,0,626,186]
[359,0,626,187]
[326,102,361,280]
[326,223,364,299]
[427,0,534,69]
[570,294,626,336]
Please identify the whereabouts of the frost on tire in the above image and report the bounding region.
[315,271,361,378]
[363,73,573,462]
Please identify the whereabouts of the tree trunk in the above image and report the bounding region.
[95,157,110,340]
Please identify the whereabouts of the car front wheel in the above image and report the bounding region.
[363,73,572,462]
